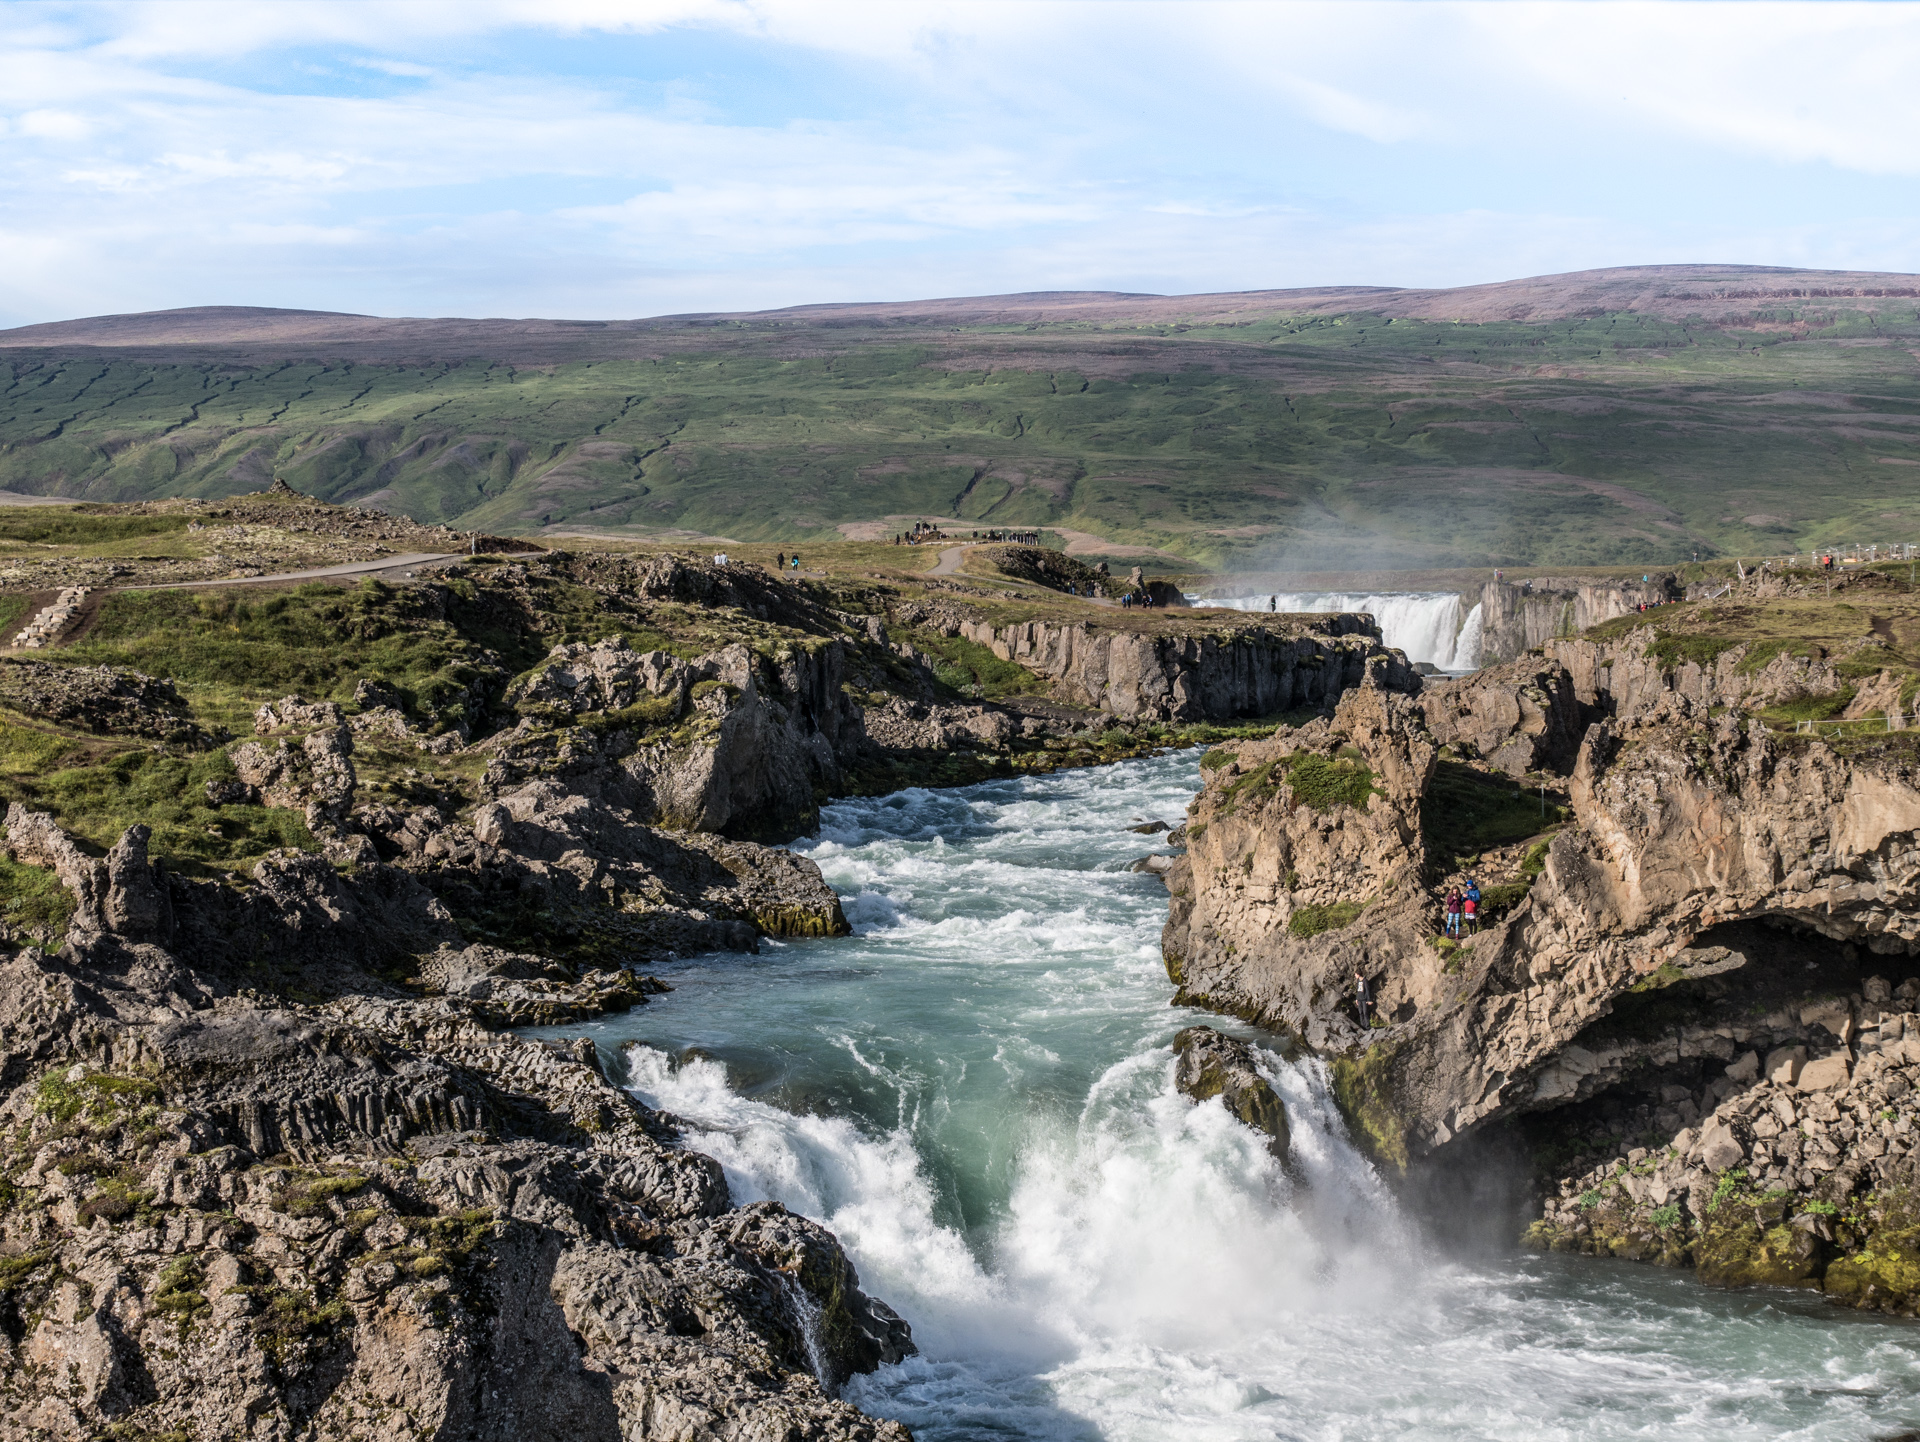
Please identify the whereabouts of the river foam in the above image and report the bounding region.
[1189,591,1484,671]
[540,755,1920,1440]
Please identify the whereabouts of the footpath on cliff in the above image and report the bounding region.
[1158,554,1920,1317]
[0,488,1430,1441]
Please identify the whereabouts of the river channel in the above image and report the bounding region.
[538,753,1920,1441]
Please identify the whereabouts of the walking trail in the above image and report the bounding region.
[119,552,463,592]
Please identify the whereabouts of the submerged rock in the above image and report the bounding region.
[1173,1025,1291,1162]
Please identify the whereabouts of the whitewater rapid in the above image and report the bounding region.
[1190,591,1484,672]
[538,755,1920,1440]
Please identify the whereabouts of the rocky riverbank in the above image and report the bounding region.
[0,493,1429,1439]
[0,809,913,1441]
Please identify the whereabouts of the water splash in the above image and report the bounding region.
[1190,591,1483,671]
[553,754,1920,1441]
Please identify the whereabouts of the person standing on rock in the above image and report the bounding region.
[1463,879,1481,934]
[1354,970,1373,1029]
[1445,887,1462,937]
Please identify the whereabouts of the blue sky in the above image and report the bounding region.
[3,0,1920,326]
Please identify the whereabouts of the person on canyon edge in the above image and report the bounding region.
[1353,969,1373,1029]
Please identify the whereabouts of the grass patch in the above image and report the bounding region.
[1645,633,1745,669]
[271,1170,369,1217]
[1,732,316,873]
[0,847,76,944]
[1423,761,1565,869]
[0,509,191,546]
[905,630,1045,699]
[1288,899,1367,938]
[1331,1044,1407,1173]
[0,1250,52,1293]
[1753,688,1857,727]
[1284,748,1376,811]
[35,1070,161,1125]
[65,581,494,725]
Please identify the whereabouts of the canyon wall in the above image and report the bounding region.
[1475,575,1680,666]
[1161,626,1920,1309]
[956,613,1418,720]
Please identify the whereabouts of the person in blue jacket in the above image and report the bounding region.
[1464,878,1482,934]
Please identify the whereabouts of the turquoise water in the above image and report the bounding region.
[541,753,1920,1441]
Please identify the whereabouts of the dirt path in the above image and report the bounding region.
[932,545,972,576]
[117,552,463,592]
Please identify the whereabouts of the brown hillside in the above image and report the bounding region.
[6,265,1919,364]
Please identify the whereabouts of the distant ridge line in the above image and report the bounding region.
[6,264,1920,363]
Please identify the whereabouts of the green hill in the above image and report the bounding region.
[4,266,1920,569]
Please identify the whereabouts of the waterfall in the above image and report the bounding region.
[554,754,1920,1440]
[1188,591,1483,671]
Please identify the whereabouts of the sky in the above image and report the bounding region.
[4,0,1920,326]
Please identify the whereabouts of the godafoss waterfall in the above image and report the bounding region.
[1192,592,1484,672]
[536,754,1920,1442]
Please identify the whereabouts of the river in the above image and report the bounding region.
[537,753,1920,1440]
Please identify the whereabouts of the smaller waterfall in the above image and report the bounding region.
[1189,591,1483,671]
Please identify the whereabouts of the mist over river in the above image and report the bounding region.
[537,754,1920,1440]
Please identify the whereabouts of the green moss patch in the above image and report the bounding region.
[1283,749,1376,812]
[1288,899,1367,938]
[1331,1044,1407,1173]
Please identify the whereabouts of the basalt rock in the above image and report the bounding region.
[486,638,864,841]
[0,810,912,1442]
[0,659,215,747]
[1161,685,1437,1058]
[956,614,1418,722]
[1172,1026,1291,1162]
[1476,575,1680,666]
[1165,637,1920,1188]
[1420,656,1587,777]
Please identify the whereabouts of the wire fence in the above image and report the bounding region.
[1762,714,1911,736]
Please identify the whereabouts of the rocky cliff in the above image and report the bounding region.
[955,613,1417,720]
[1475,575,1679,666]
[1163,607,1920,1311]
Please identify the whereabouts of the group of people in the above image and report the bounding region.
[893,524,1046,547]
[1443,879,1482,936]
[1117,590,1164,609]
[773,553,803,571]
[971,529,1040,544]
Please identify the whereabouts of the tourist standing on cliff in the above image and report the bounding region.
[1353,970,1372,1029]
[1464,879,1481,934]
[1445,887,1462,937]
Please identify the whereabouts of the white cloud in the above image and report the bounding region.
[17,107,92,139]
[4,0,1920,329]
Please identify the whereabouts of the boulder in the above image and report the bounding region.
[1797,1053,1852,1093]
[1766,1046,1807,1087]
[1172,1026,1291,1162]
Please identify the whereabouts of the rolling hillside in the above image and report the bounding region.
[3,265,1919,569]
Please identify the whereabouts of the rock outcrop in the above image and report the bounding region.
[1172,1026,1291,1162]
[1420,656,1586,777]
[0,808,911,1442]
[1476,575,1679,666]
[0,659,215,747]
[956,614,1418,721]
[1164,601,1920,1309]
